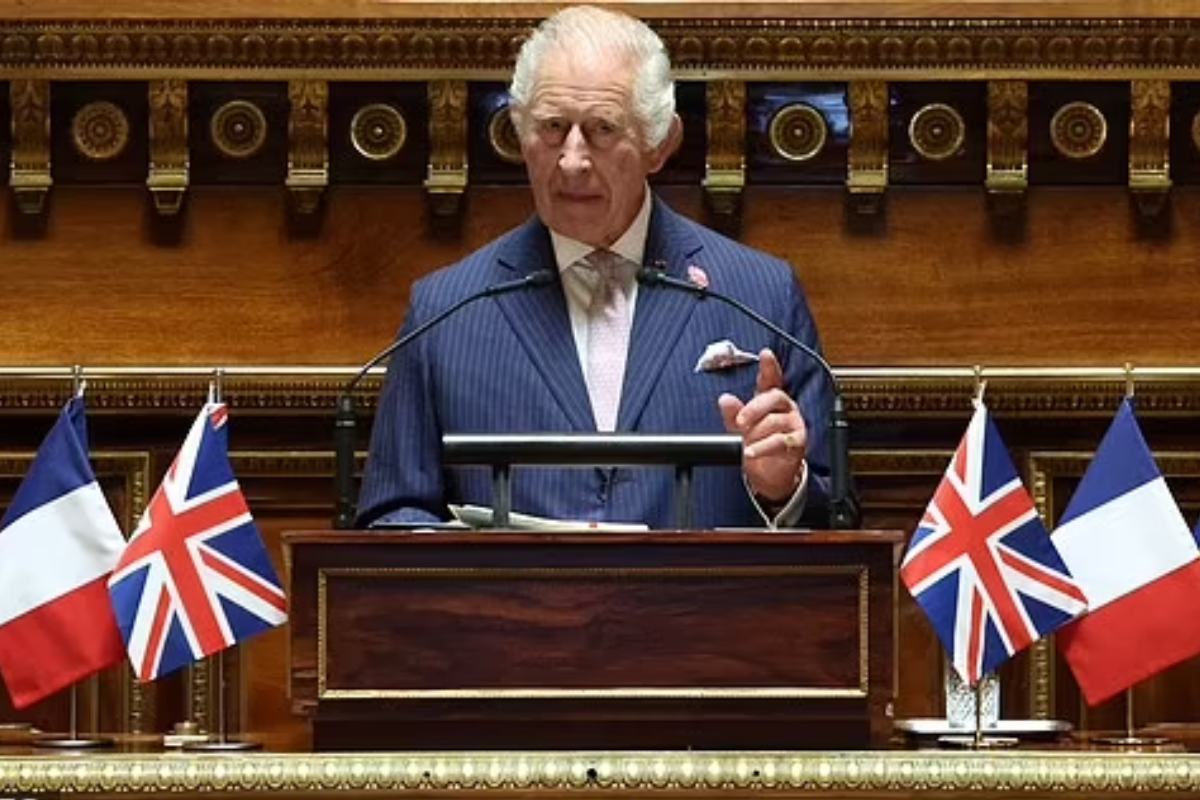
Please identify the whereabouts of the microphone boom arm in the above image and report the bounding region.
[333,269,556,529]
[636,267,856,530]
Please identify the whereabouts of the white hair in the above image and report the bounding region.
[508,5,676,148]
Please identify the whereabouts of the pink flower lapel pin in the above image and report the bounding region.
[687,264,709,288]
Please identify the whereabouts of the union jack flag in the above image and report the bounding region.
[108,403,287,682]
[901,401,1088,685]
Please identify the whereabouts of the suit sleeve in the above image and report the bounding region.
[780,266,838,529]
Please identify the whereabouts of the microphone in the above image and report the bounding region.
[636,267,856,530]
[333,269,557,529]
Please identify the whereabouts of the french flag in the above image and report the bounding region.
[0,395,127,709]
[1053,398,1200,705]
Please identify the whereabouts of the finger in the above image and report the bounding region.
[717,393,744,434]
[755,349,784,394]
[736,387,796,429]
[748,428,807,460]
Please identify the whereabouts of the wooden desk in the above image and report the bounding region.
[286,531,901,751]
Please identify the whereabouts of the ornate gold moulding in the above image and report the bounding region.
[1,750,1200,794]
[0,366,1197,416]
[4,19,1200,78]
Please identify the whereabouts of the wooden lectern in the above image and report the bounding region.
[286,531,901,751]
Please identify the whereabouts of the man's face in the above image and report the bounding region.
[518,51,674,248]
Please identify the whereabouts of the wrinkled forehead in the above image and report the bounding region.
[536,44,637,89]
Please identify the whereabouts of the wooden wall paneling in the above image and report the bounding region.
[851,449,950,724]
[229,450,344,752]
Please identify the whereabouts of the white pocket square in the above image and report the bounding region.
[694,339,759,373]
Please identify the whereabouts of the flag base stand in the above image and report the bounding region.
[1092,733,1171,748]
[182,738,262,753]
[179,650,262,753]
[937,733,1019,749]
[0,723,32,732]
[1090,689,1171,748]
[32,734,114,750]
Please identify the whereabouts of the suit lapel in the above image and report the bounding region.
[493,222,597,431]
[618,200,705,431]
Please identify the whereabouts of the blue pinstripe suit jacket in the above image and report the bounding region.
[356,197,834,530]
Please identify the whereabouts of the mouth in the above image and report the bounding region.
[556,189,603,204]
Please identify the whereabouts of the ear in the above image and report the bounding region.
[645,114,684,174]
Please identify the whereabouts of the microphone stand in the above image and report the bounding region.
[333,269,557,529]
[637,268,856,529]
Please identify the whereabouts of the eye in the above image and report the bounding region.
[537,118,568,145]
[582,118,622,147]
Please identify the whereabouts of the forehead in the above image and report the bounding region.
[528,51,635,114]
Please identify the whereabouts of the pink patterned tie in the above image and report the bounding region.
[583,249,631,432]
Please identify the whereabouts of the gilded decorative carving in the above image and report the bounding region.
[703,80,745,219]
[769,102,827,163]
[909,103,966,162]
[147,79,189,216]
[350,102,407,162]
[71,100,130,161]
[846,81,888,215]
[487,104,522,165]
[286,80,329,216]
[6,20,1200,78]
[4,750,1200,794]
[425,79,468,218]
[1129,80,1172,220]
[210,99,268,160]
[1050,101,1108,160]
[986,81,1028,213]
[9,78,52,216]
[0,369,1198,417]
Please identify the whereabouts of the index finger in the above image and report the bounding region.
[756,348,784,395]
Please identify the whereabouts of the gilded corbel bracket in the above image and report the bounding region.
[1129,79,1171,221]
[286,80,329,217]
[703,80,746,221]
[425,79,468,219]
[10,79,52,216]
[986,81,1029,217]
[147,79,189,217]
[846,81,888,216]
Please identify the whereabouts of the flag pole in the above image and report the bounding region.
[1090,368,1168,749]
[34,369,114,750]
[1094,687,1168,747]
[183,372,261,753]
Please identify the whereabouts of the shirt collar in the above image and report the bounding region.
[550,187,652,276]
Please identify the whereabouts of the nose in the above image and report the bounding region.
[557,123,591,175]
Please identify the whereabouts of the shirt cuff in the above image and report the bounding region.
[746,459,809,530]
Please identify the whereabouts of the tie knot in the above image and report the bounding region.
[584,249,629,286]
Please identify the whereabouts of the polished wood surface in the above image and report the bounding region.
[287,531,901,750]
[5,186,1200,368]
